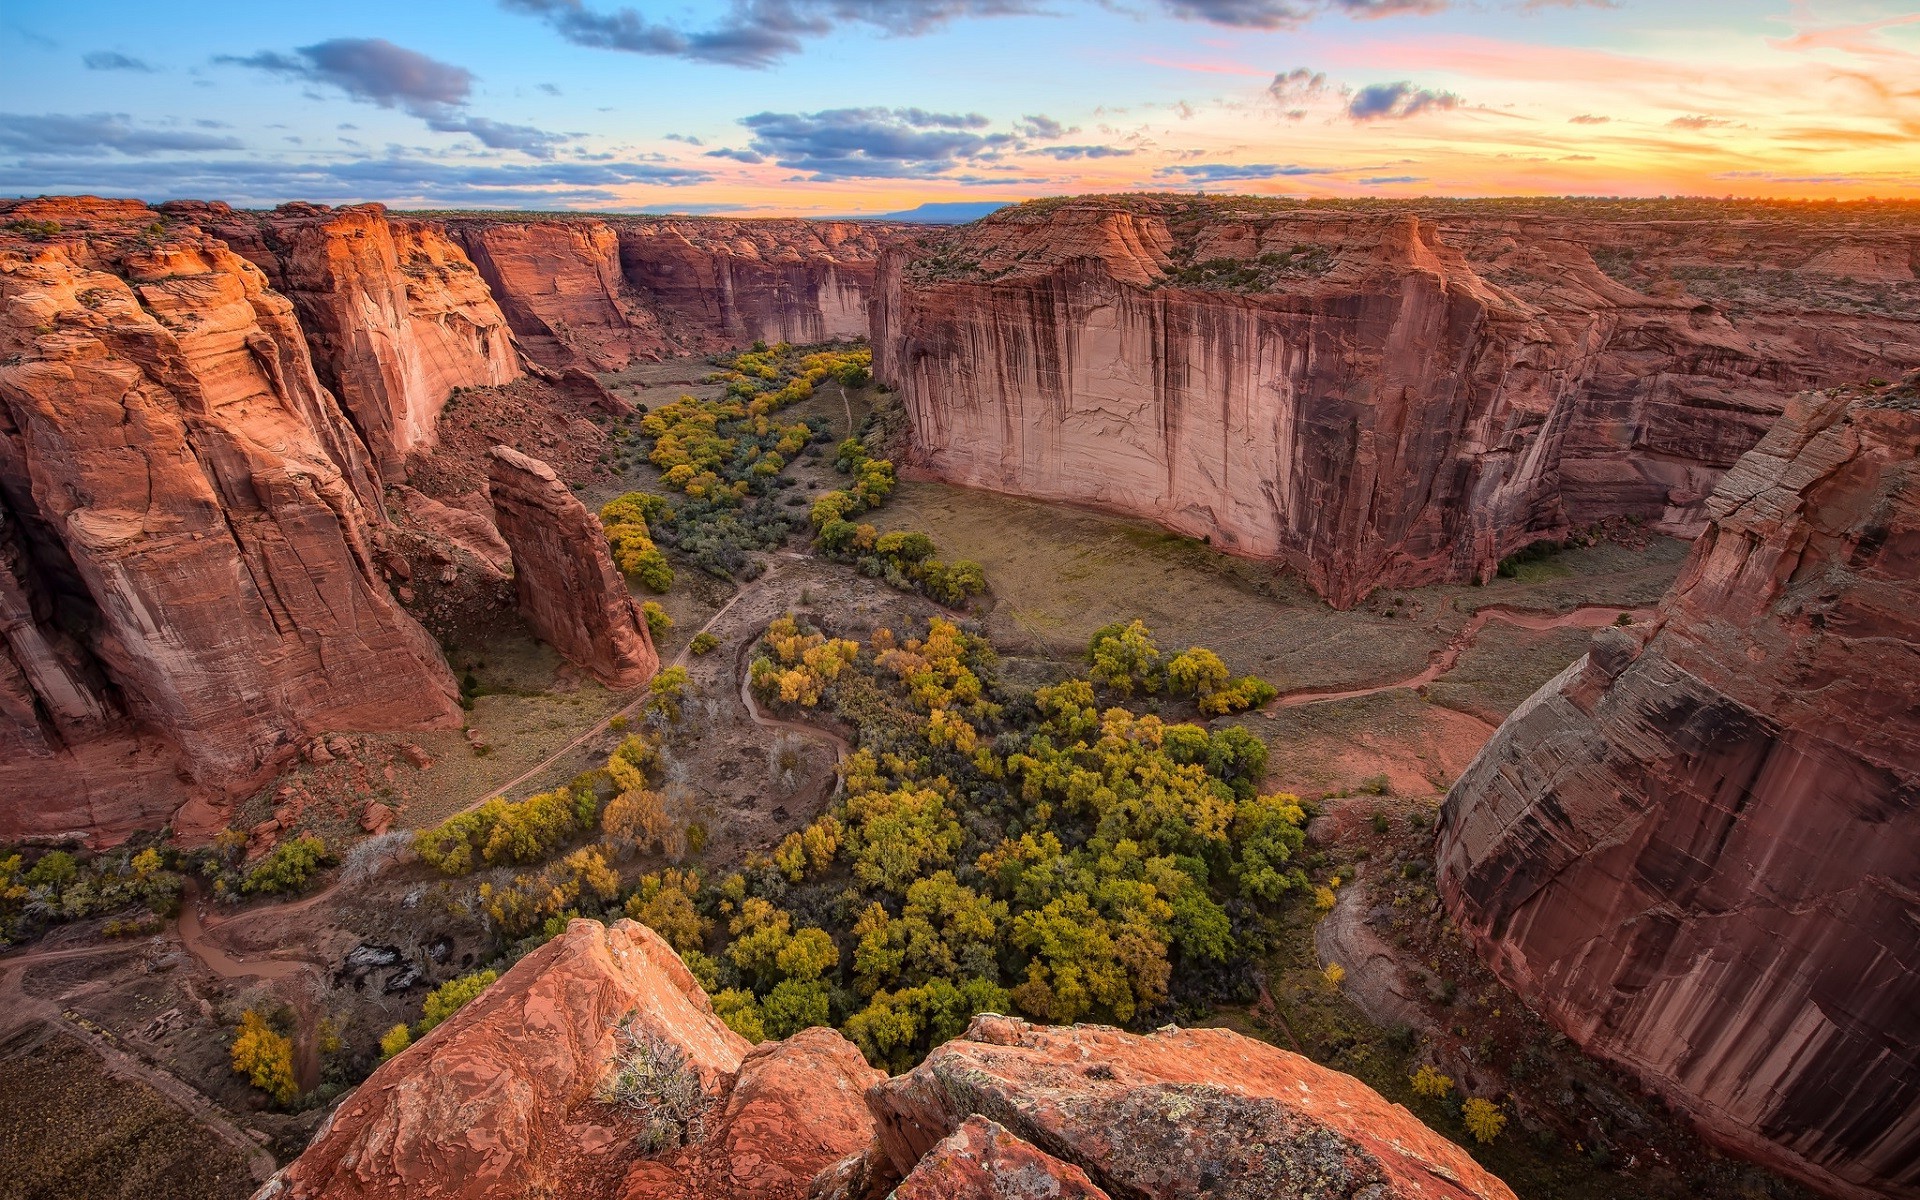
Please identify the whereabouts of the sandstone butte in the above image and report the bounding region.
[0,196,463,843]
[872,196,1920,607]
[487,446,659,689]
[258,917,1520,1200]
[1437,375,1920,1200]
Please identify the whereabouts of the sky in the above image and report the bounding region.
[3,0,1918,215]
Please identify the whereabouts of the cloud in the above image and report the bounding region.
[664,132,705,145]
[0,153,712,207]
[1568,113,1610,124]
[1035,144,1135,159]
[1668,114,1734,130]
[705,147,766,163]
[730,106,1018,178]
[1016,114,1065,139]
[1359,174,1422,183]
[1159,0,1444,30]
[1156,162,1346,182]
[218,37,568,157]
[1268,68,1333,106]
[0,112,245,157]
[83,51,155,72]
[502,0,1040,69]
[1346,81,1461,120]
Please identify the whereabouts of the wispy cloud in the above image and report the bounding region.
[83,51,155,72]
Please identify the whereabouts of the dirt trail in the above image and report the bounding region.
[1264,604,1654,711]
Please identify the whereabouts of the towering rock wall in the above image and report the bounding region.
[487,446,658,689]
[874,198,1919,607]
[0,198,463,842]
[1436,378,1920,1200]
[614,218,899,349]
[199,203,520,478]
[453,219,670,371]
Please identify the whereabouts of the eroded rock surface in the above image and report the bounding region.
[866,1013,1516,1200]
[0,197,461,841]
[891,1115,1111,1200]
[259,919,749,1200]
[199,202,520,477]
[875,197,1920,606]
[487,446,658,688]
[1438,377,1920,1200]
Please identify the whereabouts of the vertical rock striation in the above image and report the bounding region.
[1436,377,1920,1200]
[875,198,1919,607]
[454,219,671,371]
[486,446,658,689]
[0,197,462,842]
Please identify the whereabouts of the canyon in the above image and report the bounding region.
[1437,376,1920,1200]
[873,196,1920,606]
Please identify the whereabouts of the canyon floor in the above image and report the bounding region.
[0,360,1800,1200]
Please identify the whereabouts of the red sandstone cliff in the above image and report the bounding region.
[0,197,462,842]
[487,447,658,689]
[264,918,1517,1200]
[874,197,1920,607]
[1436,376,1920,1200]
[195,202,521,478]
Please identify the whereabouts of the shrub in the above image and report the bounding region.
[597,1016,710,1153]
[242,834,331,895]
[231,1010,298,1104]
[1410,1064,1454,1098]
[418,969,498,1034]
[379,1023,413,1059]
[1463,1097,1507,1144]
[642,600,673,638]
[688,631,719,655]
[711,989,766,1043]
[644,666,691,723]
[601,492,676,592]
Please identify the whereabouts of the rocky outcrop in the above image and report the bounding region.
[618,1026,884,1200]
[271,919,1516,1200]
[891,1115,1110,1199]
[865,1013,1515,1200]
[0,197,462,842]
[200,203,520,477]
[874,197,1919,607]
[454,220,672,371]
[258,920,750,1200]
[1436,377,1920,1199]
[486,447,657,688]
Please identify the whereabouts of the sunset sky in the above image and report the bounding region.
[3,0,1917,214]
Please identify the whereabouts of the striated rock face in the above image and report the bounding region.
[259,919,750,1200]
[875,197,1920,607]
[202,202,520,477]
[454,219,672,371]
[614,219,905,350]
[486,446,658,688]
[866,1013,1515,1200]
[0,197,462,842]
[1437,378,1920,1200]
[273,921,1515,1200]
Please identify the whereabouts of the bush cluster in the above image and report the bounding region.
[601,491,675,592]
[1087,620,1277,714]
[0,844,185,946]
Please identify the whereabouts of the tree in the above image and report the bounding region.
[231,1010,298,1104]
[379,1024,413,1060]
[1166,646,1230,698]
[242,834,330,894]
[419,970,498,1034]
[1087,620,1162,696]
[1463,1097,1506,1144]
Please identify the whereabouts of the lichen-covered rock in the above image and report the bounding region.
[0,196,461,842]
[866,1014,1516,1200]
[891,1116,1110,1200]
[487,446,658,688]
[619,1027,883,1200]
[1438,377,1920,1200]
[875,197,1919,607]
[259,920,748,1200]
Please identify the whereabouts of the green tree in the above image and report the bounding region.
[418,970,498,1034]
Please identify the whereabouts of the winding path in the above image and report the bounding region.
[1264,603,1655,712]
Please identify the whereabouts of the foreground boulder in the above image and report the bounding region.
[864,1014,1515,1200]
[259,920,749,1200]
[1438,378,1920,1200]
[487,446,658,689]
[270,920,1515,1200]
